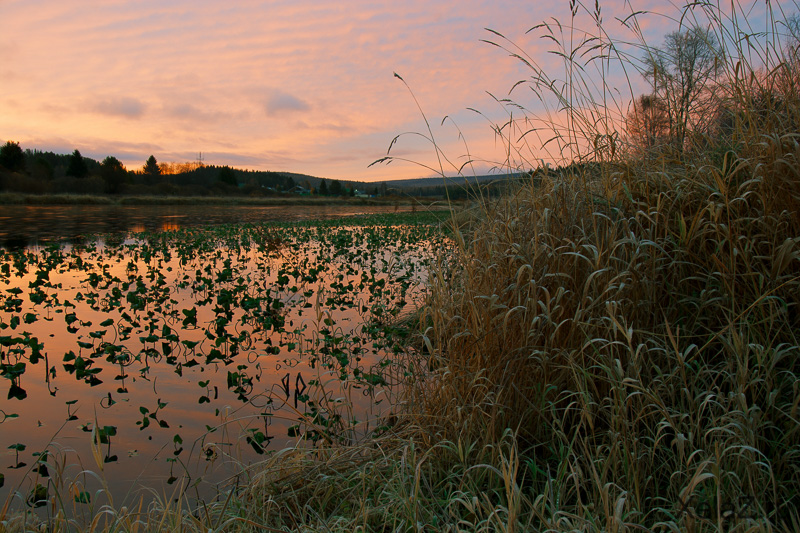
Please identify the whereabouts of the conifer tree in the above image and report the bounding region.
[66,149,88,178]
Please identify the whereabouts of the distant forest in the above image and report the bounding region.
[0,142,375,198]
[0,141,530,199]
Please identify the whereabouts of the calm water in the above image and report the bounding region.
[0,204,418,248]
[0,213,443,516]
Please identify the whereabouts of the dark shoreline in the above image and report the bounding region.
[0,192,434,207]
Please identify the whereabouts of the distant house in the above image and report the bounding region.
[354,189,370,198]
[288,185,311,195]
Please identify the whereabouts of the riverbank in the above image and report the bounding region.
[0,192,446,207]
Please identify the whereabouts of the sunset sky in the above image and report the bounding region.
[0,1,786,182]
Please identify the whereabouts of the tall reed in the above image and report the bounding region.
[407,1,800,530]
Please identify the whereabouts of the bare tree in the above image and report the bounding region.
[626,94,671,153]
[641,26,724,154]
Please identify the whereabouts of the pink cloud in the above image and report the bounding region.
[89,96,147,118]
[263,89,311,116]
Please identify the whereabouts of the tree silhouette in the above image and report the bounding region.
[217,166,238,187]
[318,179,328,196]
[143,155,161,177]
[329,179,343,196]
[30,157,53,181]
[0,141,25,172]
[101,156,127,194]
[66,149,89,178]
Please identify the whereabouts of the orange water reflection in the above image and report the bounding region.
[0,221,445,511]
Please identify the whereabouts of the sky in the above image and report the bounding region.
[0,0,791,182]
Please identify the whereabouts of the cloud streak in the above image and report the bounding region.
[89,96,147,118]
[264,89,310,116]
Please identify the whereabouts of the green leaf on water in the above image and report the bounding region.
[362,373,388,386]
[29,291,46,305]
[27,484,47,508]
[8,383,27,401]
[182,308,197,327]
[96,426,116,444]
[0,362,26,378]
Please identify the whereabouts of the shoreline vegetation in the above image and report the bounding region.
[3,1,800,531]
[0,192,429,207]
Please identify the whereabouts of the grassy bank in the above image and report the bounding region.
[0,192,421,207]
[3,1,800,531]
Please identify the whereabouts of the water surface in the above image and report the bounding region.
[0,217,444,515]
[0,204,419,247]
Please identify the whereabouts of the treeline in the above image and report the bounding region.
[0,141,536,200]
[0,144,368,198]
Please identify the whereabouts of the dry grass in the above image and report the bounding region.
[414,155,800,530]
[405,1,800,530]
